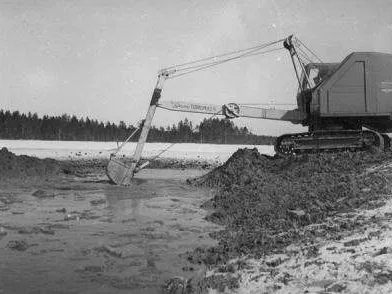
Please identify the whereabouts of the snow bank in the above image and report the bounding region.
[0,140,274,162]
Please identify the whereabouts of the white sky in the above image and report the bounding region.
[0,0,391,135]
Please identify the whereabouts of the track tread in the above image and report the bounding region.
[275,130,387,155]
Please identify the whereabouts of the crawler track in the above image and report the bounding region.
[275,130,390,155]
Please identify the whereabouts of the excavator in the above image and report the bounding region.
[107,35,392,185]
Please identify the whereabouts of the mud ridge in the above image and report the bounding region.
[60,157,218,177]
[183,148,392,292]
[0,147,60,185]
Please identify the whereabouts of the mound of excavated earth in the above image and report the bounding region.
[187,148,392,270]
[0,147,60,184]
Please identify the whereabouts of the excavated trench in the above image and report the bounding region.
[0,148,220,294]
[1,147,392,293]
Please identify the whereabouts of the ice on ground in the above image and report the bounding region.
[233,196,392,294]
[0,139,274,162]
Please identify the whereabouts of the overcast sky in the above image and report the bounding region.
[1,0,391,135]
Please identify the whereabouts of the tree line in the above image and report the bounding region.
[0,109,275,145]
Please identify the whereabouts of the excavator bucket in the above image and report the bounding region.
[106,73,168,186]
[106,155,135,186]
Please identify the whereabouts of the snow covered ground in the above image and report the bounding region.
[232,196,392,294]
[0,139,274,162]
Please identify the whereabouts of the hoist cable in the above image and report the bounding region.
[297,38,323,63]
[170,47,283,78]
[139,109,222,166]
[110,126,140,155]
[297,46,314,62]
[297,49,313,64]
[172,44,273,72]
[169,47,284,79]
[161,38,285,72]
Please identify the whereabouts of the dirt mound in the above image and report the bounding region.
[188,148,392,265]
[0,147,60,184]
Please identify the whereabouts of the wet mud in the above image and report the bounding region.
[3,147,392,293]
[0,150,220,294]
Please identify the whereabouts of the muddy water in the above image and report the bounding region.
[0,169,220,294]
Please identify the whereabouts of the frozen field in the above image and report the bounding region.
[0,139,274,162]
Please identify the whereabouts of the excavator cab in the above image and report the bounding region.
[296,63,340,118]
[297,63,339,91]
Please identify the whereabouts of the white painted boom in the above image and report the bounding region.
[158,101,304,123]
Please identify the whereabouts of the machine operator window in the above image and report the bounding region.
[301,67,319,90]
[309,68,320,87]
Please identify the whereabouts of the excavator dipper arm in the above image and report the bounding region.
[106,71,172,185]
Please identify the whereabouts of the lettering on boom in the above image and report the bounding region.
[171,102,219,113]
[190,104,218,112]
[172,102,191,110]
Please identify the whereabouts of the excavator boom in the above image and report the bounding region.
[157,101,305,123]
[157,101,223,116]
